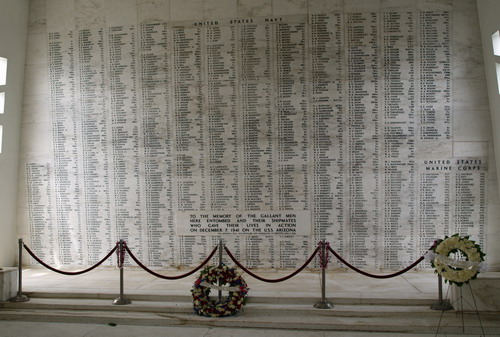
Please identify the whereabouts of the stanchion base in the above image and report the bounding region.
[9,294,30,303]
[430,300,453,311]
[112,296,131,305]
[314,300,333,309]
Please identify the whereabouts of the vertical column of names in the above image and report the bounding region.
[172,23,207,265]
[418,12,451,140]
[274,17,309,211]
[309,13,345,256]
[77,28,112,265]
[453,160,487,245]
[139,22,174,266]
[345,13,380,268]
[108,25,143,258]
[205,23,239,211]
[48,30,83,265]
[381,12,416,268]
[417,11,451,255]
[26,163,55,265]
[238,20,274,210]
[417,160,451,254]
[274,16,310,268]
[236,19,275,267]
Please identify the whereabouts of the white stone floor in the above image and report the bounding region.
[2,267,496,336]
[19,267,438,301]
[0,321,495,337]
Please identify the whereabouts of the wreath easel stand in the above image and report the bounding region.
[428,234,487,337]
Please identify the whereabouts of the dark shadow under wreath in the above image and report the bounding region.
[191,264,249,317]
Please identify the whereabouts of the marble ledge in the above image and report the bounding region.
[0,267,17,302]
[450,272,500,311]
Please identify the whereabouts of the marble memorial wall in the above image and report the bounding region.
[18,0,490,269]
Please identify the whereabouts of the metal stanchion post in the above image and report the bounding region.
[218,238,223,303]
[314,240,333,309]
[10,238,30,302]
[430,274,452,310]
[112,240,131,305]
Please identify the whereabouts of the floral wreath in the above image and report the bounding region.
[191,264,249,317]
[427,234,486,287]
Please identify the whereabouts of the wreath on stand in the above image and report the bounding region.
[428,234,486,286]
[191,265,249,317]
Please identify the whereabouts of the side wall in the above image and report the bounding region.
[478,0,500,270]
[0,0,29,266]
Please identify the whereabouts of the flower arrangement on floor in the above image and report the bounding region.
[427,234,486,287]
[191,264,249,317]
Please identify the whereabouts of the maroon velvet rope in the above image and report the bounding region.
[23,243,118,276]
[124,243,218,280]
[224,246,321,283]
[327,246,425,279]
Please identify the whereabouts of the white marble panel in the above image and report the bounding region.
[75,0,106,28]
[453,79,490,112]
[106,0,137,27]
[28,0,46,34]
[0,267,17,302]
[137,0,170,23]
[418,140,453,157]
[272,0,307,16]
[344,0,381,12]
[16,204,29,238]
[19,122,52,157]
[203,0,237,19]
[25,33,47,66]
[452,42,486,80]
[453,110,492,142]
[418,0,452,11]
[46,0,75,31]
[489,141,497,181]
[308,0,343,14]
[22,94,50,124]
[453,0,478,12]
[170,0,203,21]
[237,0,272,18]
[487,187,500,242]
[453,10,482,47]
[381,0,414,10]
[23,65,48,97]
[453,141,488,158]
